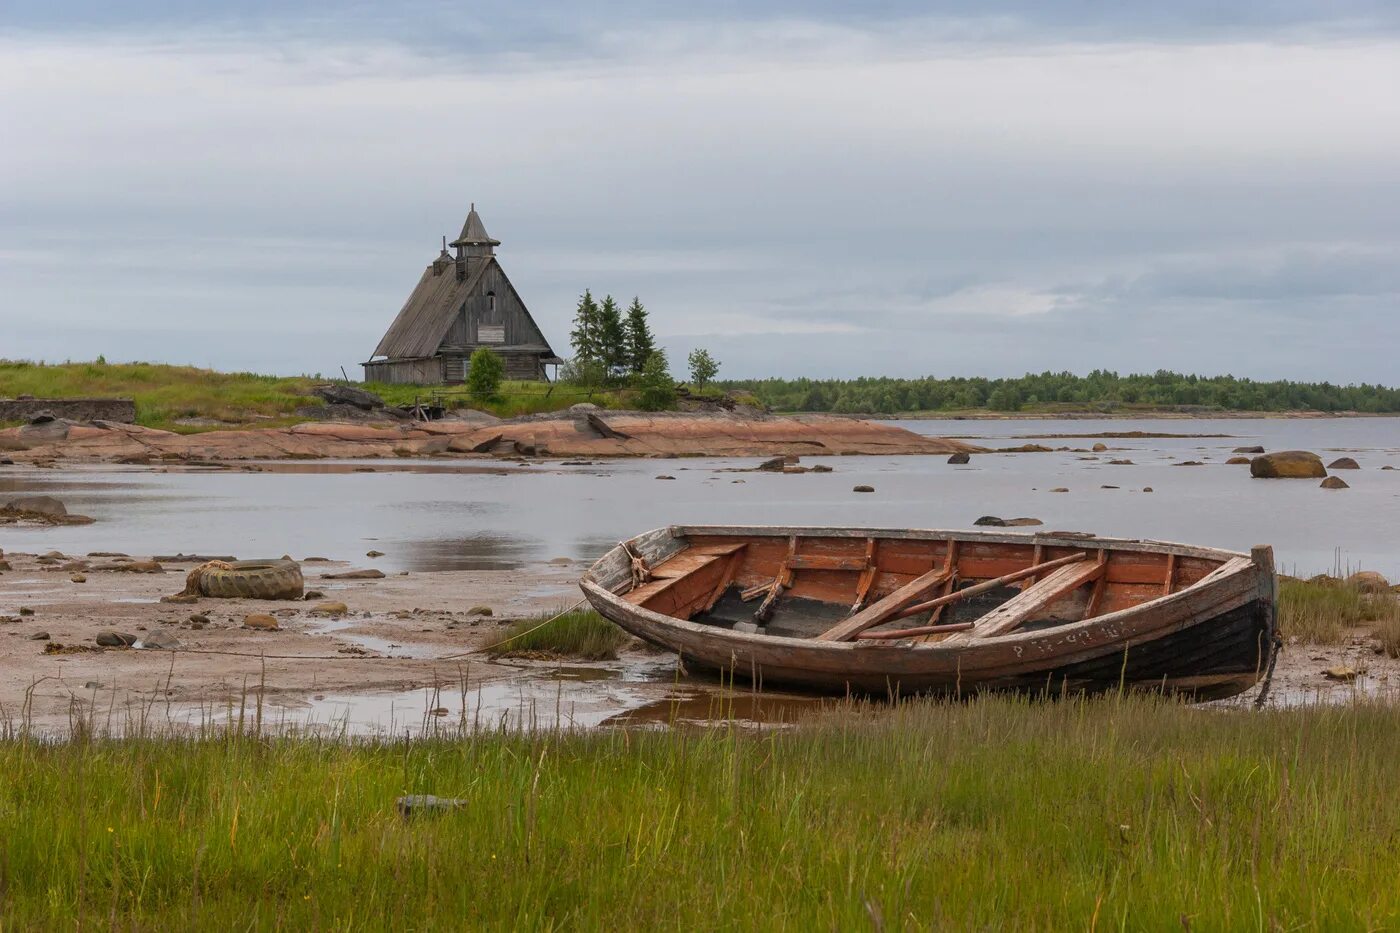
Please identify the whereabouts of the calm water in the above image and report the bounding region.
[3,417,1398,578]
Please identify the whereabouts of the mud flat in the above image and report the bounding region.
[0,549,842,735]
[0,410,977,464]
[1,545,1395,736]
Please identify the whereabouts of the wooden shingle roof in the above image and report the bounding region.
[370,260,493,360]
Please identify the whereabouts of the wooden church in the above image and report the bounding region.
[363,206,561,384]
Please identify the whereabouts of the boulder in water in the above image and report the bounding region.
[1320,476,1349,489]
[1327,457,1360,470]
[1250,451,1326,479]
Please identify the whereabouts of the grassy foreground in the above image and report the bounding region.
[3,696,1400,929]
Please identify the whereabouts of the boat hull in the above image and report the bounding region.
[581,526,1277,701]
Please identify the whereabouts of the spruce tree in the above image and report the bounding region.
[623,296,656,375]
[569,290,601,367]
[597,294,627,380]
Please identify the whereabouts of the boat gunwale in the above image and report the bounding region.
[580,525,1261,662]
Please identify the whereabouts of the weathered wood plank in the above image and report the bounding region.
[788,554,870,571]
[816,566,955,642]
[754,536,798,624]
[890,551,1090,622]
[943,559,1108,643]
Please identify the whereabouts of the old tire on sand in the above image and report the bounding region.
[197,560,304,600]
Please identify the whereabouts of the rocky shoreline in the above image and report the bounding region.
[0,409,977,464]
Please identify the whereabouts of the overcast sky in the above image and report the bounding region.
[2,2,1398,381]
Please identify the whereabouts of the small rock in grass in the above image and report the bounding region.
[1320,476,1349,489]
[95,631,138,648]
[396,795,468,818]
[243,613,279,630]
[853,485,875,493]
[468,605,493,616]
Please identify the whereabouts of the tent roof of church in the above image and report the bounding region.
[450,204,500,247]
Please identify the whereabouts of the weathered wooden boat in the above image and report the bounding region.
[580,526,1278,700]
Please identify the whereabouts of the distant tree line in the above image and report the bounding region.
[714,370,1400,415]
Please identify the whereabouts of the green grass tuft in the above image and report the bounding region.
[485,608,630,659]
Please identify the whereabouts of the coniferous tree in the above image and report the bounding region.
[597,294,627,380]
[568,290,601,366]
[623,297,656,375]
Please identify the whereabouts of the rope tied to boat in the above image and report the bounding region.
[622,542,651,588]
[1252,634,1284,710]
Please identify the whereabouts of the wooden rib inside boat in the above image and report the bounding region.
[580,526,1277,701]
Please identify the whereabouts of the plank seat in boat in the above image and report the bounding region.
[625,555,721,604]
[940,558,1107,644]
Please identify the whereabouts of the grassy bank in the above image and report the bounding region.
[0,360,317,430]
[365,381,631,419]
[1278,575,1400,653]
[0,360,628,429]
[3,695,1399,929]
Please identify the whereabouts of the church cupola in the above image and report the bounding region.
[450,203,500,278]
